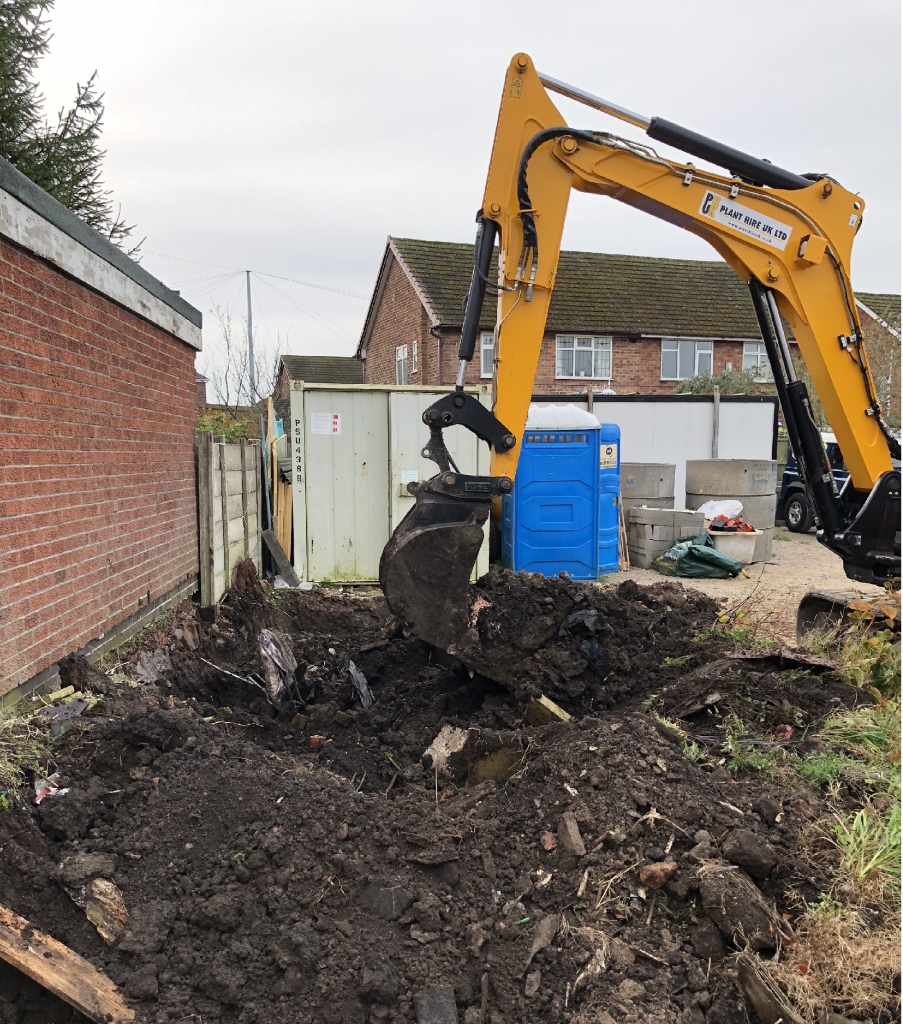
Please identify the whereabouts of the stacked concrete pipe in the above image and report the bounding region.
[685,459,777,563]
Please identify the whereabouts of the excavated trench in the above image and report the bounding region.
[0,565,876,1024]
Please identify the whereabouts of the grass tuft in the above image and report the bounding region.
[0,705,50,804]
[833,801,901,894]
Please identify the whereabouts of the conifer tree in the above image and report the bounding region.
[0,0,136,251]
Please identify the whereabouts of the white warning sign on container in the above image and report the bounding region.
[698,190,792,251]
[311,412,341,435]
[600,443,618,469]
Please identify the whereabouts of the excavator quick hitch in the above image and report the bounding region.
[379,391,514,648]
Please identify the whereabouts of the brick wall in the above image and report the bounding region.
[362,257,432,385]
[0,237,199,695]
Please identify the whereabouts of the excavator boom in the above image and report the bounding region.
[380,54,900,645]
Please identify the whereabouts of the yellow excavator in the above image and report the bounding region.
[380,54,900,648]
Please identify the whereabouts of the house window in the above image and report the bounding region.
[395,344,408,385]
[742,341,771,379]
[660,338,714,380]
[410,340,418,375]
[480,333,494,378]
[555,336,613,379]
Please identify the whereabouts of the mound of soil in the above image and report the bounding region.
[0,566,876,1024]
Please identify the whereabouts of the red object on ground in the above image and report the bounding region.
[711,515,755,533]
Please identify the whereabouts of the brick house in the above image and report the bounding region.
[0,155,202,700]
[357,237,900,399]
[272,354,363,421]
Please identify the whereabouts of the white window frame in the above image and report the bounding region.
[410,339,418,375]
[555,335,613,380]
[742,341,771,380]
[395,344,408,385]
[660,338,714,381]
[480,332,494,378]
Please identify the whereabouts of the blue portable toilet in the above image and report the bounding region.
[598,423,621,575]
[501,405,603,579]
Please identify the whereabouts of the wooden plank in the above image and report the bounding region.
[262,528,301,586]
[0,903,134,1023]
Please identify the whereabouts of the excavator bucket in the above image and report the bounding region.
[379,489,490,649]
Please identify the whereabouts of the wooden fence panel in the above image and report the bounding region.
[196,433,262,606]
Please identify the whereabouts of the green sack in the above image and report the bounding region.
[653,532,744,579]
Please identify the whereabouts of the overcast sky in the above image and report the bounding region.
[38,0,901,367]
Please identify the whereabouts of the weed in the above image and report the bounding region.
[774,532,791,541]
[833,802,900,894]
[0,705,50,799]
[716,713,785,773]
[662,654,693,668]
[648,712,711,766]
[795,704,901,798]
[706,623,776,649]
[800,604,901,700]
[806,893,845,919]
[818,704,900,763]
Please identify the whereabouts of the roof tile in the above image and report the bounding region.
[281,355,362,384]
[391,237,899,340]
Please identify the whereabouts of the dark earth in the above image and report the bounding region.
[0,565,876,1024]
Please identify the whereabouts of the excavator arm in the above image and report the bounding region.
[380,53,900,647]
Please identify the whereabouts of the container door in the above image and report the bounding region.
[303,389,389,581]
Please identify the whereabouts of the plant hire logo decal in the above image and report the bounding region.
[699,191,792,251]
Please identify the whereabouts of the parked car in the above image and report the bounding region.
[778,433,900,532]
[778,434,847,533]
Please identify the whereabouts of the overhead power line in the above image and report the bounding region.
[144,249,369,299]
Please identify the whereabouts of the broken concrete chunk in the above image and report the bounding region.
[423,725,469,776]
[557,811,586,856]
[414,984,459,1024]
[685,842,721,865]
[523,695,572,727]
[135,649,172,684]
[83,879,128,945]
[722,828,778,880]
[699,869,778,952]
[525,913,559,969]
[638,861,678,890]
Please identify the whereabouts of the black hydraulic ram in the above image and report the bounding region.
[748,280,844,537]
[538,71,823,191]
[455,215,500,387]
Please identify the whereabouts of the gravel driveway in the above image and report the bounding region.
[617,530,889,642]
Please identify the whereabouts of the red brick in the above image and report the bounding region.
[0,236,199,695]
